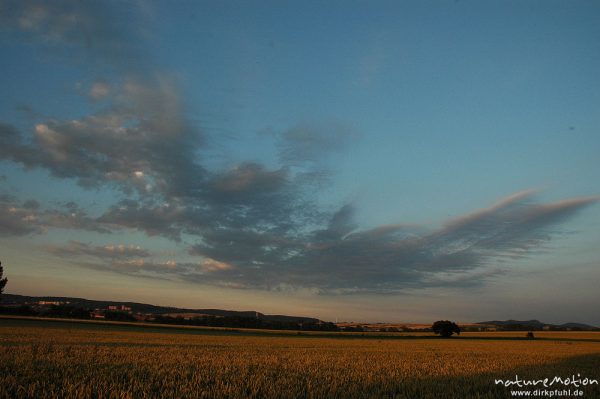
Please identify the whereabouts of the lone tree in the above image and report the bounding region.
[0,261,7,302]
[432,320,460,338]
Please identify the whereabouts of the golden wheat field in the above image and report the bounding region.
[1,318,599,399]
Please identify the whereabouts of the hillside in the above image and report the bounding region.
[1,294,321,324]
[476,319,598,331]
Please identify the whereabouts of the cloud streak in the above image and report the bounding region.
[46,241,238,285]
[187,191,598,293]
[47,241,149,259]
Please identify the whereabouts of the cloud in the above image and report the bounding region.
[186,191,599,293]
[200,258,235,273]
[89,81,111,100]
[75,258,196,280]
[97,199,194,241]
[0,123,41,166]
[313,204,357,242]
[273,122,359,167]
[0,0,136,64]
[429,192,600,261]
[5,110,598,293]
[189,228,295,267]
[1,0,317,246]
[46,241,238,284]
[0,194,41,236]
[2,90,319,247]
[207,162,288,204]
[0,76,205,198]
[0,194,108,236]
[47,240,149,259]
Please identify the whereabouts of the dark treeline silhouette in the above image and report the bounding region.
[0,304,36,316]
[46,304,92,319]
[341,325,365,332]
[153,314,339,331]
[0,304,339,331]
[0,304,90,318]
[104,310,137,322]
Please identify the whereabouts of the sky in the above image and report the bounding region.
[1,0,599,325]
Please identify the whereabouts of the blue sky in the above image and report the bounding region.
[1,0,599,324]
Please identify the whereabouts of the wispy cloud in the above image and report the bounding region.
[46,241,237,285]
[273,122,359,167]
[47,241,149,259]
[0,0,137,65]
[187,191,598,293]
[88,80,111,101]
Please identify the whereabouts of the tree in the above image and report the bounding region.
[0,261,7,302]
[432,320,460,338]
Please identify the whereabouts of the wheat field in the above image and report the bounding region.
[1,318,599,398]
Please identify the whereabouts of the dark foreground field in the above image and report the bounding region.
[1,317,599,398]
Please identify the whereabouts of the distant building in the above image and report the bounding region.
[107,305,131,312]
[37,300,67,306]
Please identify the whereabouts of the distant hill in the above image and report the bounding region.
[478,319,546,328]
[556,322,598,330]
[477,319,598,331]
[1,294,321,324]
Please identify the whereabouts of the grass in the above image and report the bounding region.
[1,318,599,398]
